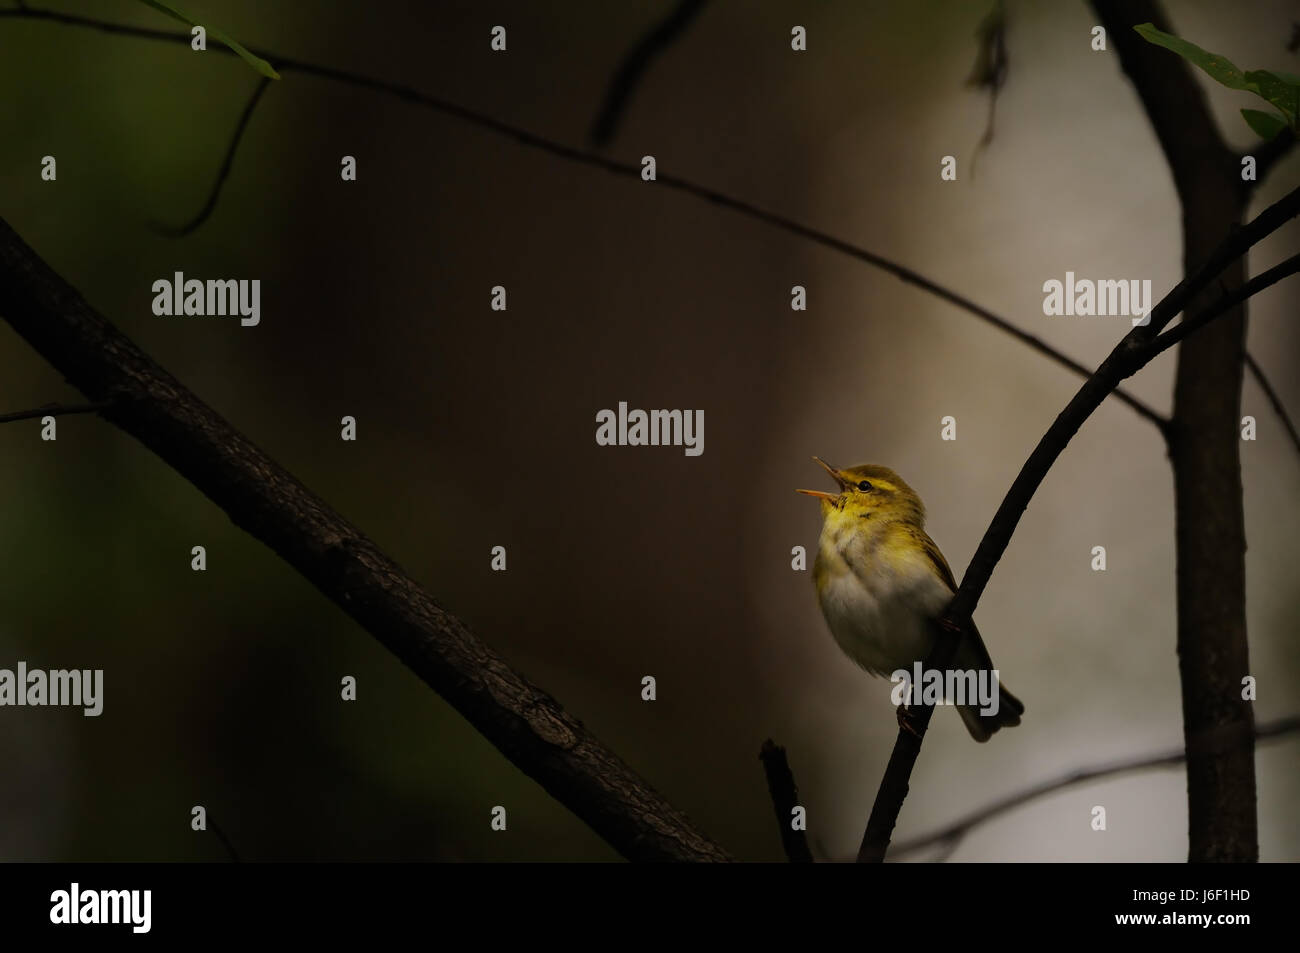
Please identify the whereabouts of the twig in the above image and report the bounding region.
[154,75,273,237]
[0,215,732,863]
[857,184,1300,863]
[207,815,242,863]
[889,715,1300,860]
[0,5,1168,432]
[0,400,113,424]
[1145,252,1300,358]
[1244,128,1297,192]
[1245,352,1300,458]
[589,0,710,147]
[759,740,814,863]
[967,0,1008,178]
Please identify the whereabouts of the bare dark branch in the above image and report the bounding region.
[589,0,710,147]
[759,740,814,863]
[967,0,1009,177]
[207,815,243,863]
[1246,352,1300,458]
[1147,253,1300,358]
[154,76,273,237]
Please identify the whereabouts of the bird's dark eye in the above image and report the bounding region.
[857,480,873,491]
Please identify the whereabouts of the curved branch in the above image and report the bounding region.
[887,715,1300,860]
[0,5,1168,431]
[154,75,273,237]
[589,0,711,147]
[858,184,1300,863]
[0,215,732,863]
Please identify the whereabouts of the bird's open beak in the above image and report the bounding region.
[796,456,850,500]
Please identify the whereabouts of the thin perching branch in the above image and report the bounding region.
[0,214,732,863]
[857,183,1300,863]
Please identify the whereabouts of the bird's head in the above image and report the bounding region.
[796,457,925,526]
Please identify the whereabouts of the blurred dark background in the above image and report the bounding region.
[1,0,1297,861]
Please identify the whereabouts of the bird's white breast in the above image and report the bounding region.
[815,523,952,677]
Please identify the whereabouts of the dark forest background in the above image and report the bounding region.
[1,0,1296,861]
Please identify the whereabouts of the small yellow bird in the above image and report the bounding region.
[798,457,1023,741]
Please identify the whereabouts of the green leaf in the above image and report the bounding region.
[1240,109,1289,140]
[1133,23,1251,91]
[1134,23,1300,135]
[1244,70,1299,126]
[136,0,280,80]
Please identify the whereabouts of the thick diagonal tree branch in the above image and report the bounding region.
[857,184,1300,862]
[0,215,731,863]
